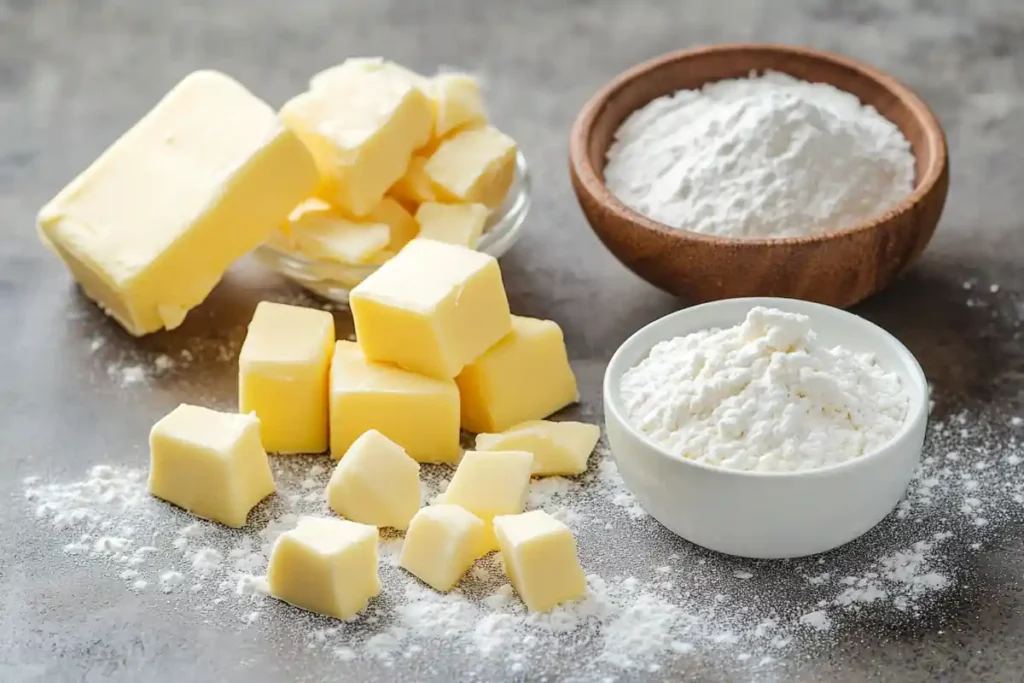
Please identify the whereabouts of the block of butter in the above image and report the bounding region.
[239,301,335,454]
[389,155,437,207]
[329,341,461,463]
[476,420,600,476]
[148,404,276,528]
[399,504,484,592]
[267,516,380,620]
[284,198,391,265]
[431,73,488,138]
[37,70,319,336]
[350,238,511,379]
[425,126,517,208]
[457,316,579,433]
[415,202,489,248]
[493,510,587,612]
[441,450,533,554]
[281,67,432,217]
[327,430,421,529]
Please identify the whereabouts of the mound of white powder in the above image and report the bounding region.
[604,71,915,239]
[619,307,910,471]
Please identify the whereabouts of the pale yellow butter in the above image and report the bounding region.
[367,197,419,252]
[389,155,437,207]
[431,73,488,137]
[475,420,600,476]
[415,202,489,248]
[425,126,517,207]
[327,430,421,530]
[493,510,587,612]
[329,341,461,463]
[441,450,533,553]
[239,301,335,454]
[285,198,390,264]
[37,70,319,336]
[350,238,511,379]
[310,57,431,96]
[456,316,579,433]
[267,516,380,620]
[281,68,432,216]
[399,504,484,592]
[148,404,275,528]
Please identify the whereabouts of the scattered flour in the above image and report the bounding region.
[604,70,914,239]
[620,307,910,472]
[20,394,1024,678]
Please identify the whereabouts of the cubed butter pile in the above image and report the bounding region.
[38,59,517,337]
[275,57,518,265]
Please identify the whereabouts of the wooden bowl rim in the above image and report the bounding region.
[569,43,949,247]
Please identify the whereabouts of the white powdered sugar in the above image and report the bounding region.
[604,70,915,239]
[620,307,909,472]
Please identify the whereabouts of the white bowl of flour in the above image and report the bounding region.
[603,297,928,559]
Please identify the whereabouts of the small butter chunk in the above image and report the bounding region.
[367,197,419,252]
[399,504,484,592]
[351,238,511,379]
[281,69,432,217]
[148,404,275,528]
[456,316,579,433]
[493,510,587,612]
[329,341,460,463]
[327,430,421,530]
[285,198,391,264]
[389,155,437,207]
[476,421,600,476]
[267,516,380,620]
[431,73,488,137]
[239,301,335,454]
[441,450,533,553]
[425,126,517,207]
[415,202,489,248]
[37,70,318,336]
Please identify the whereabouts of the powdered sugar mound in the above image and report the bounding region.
[620,307,909,472]
[604,70,914,239]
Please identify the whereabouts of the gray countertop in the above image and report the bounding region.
[3,1,1024,681]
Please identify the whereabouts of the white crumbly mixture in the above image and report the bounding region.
[619,307,910,472]
[604,71,915,239]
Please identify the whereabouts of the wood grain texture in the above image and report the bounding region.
[569,44,949,308]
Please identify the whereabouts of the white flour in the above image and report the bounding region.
[620,307,909,472]
[604,71,915,239]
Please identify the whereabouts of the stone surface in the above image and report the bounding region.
[2,0,1024,681]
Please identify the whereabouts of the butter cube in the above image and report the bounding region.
[311,58,431,94]
[148,404,275,528]
[37,70,318,336]
[239,301,335,454]
[456,316,579,433]
[415,202,489,248]
[399,504,484,592]
[267,516,380,620]
[350,238,511,379]
[425,126,517,208]
[431,73,488,137]
[330,341,460,463]
[327,430,421,529]
[493,510,587,612]
[476,420,600,476]
[367,197,419,252]
[441,450,533,553]
[389,155,437,207]
[281,69,432,216]
[285,198,390,264]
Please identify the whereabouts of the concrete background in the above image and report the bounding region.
[2,0,1024,681]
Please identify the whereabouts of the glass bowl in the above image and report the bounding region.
[252,151,532,304]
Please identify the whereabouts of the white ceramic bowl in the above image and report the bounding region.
[603,297,928,559]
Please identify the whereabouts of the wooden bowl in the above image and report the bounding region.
[569,44,949,308]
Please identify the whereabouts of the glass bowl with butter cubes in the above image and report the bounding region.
[251,58,532,304]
